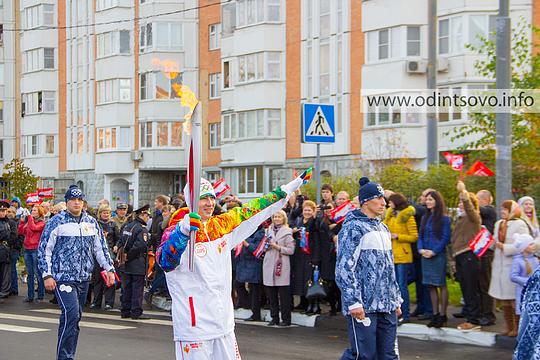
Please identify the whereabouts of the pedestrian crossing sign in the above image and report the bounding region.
[302,103,335,143]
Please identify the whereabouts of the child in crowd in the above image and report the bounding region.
[510,233,539,317]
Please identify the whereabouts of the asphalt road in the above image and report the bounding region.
[0,295,513,360]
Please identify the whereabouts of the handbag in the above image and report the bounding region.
[306,266,327,300]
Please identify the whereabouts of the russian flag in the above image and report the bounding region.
[38,187,54,198]
[213,178,231,198]
[299,227,310,255]
[330,201,356,224]
[252,235,269,259]
[26,192,41,205]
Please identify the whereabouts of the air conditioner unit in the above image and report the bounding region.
[406,60,427,74]
[437,58,449,72]
[131,150,143,162]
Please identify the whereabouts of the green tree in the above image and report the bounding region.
[447,19,540,200]
[1,159,39,204]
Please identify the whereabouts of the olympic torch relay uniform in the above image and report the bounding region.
[157,173,310,360]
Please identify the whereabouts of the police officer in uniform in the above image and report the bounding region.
[118,204,151,320]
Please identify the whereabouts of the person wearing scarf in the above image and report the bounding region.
[489,200,531,337]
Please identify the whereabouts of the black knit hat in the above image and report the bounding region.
[64,185,85,201]
[358,177,384,205]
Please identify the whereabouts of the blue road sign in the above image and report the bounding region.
[302,103,335,144]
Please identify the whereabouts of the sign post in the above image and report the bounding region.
[302,103,335,204]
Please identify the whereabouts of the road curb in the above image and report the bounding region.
[234,309,318,327]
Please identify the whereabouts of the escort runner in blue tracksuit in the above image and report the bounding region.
[336,177,402,360]
[38,185,115,360]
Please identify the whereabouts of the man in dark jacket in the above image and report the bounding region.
[476,190,497,326]
[150,195,169,252]
[118,204,151,320]
[0,200,17,300]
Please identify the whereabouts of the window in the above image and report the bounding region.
[437,87,463,122]
[469,15,497,47]
[98,127,117,150]
[45,135,55,154]
[221,110,281,141]
[96,0,119,11]
[0,25,3,45]
[378,29,389,60]
[319,41,330,96]
[238,167,263,194]
[439,17,464,55]
[0,101,3,122]
[140,23,152,51]
[23,48,55,72]
[156,22,183,49]
[223,61,231,89]
[119,79,131,101]
[209,23,221,50]
[31,135,38,156]
[98,31,130,57]
[407,26,420,56]
[0,140,3,159]
[319,0,330,38]
[22,91,56,114]
[209,73,221,99]
[222,2,236,36]
[139,122,182,148]
[0,64,3,84]
[267,52,280,79]
[237,52,281,83]
[140,122,153,148]
[140,73,149,100]
[98,79,131,104]
[237,0,281,27]
[209,123,220,149]
[98,79,114,104]
[24,4,54,29]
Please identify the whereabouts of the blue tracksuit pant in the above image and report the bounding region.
[340,313,399,360]
[55,281,90,360]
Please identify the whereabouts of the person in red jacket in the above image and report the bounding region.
[19,205,46,302]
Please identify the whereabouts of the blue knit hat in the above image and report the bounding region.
[358,177,384,205]
[64,185,85,201]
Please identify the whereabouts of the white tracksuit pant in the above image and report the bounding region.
[175,332,241,360]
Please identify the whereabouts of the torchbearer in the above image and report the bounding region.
[156,169,312,360]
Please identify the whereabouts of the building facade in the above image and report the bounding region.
[1,0,539,205]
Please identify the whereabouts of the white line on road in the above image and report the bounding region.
[0,313,136,330]
[0,323,50,333]
[31,309,173,326]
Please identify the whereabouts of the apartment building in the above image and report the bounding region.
[2,0,540,205]
[0,0,18,197]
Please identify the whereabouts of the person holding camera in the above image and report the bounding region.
[19,205,47,303]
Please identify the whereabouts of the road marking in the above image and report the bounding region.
[0,313,136,330]
[0,324,50,333]
[32,309,173,326]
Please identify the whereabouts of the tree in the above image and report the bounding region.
[447,19,540,200]
[1,159,39,204]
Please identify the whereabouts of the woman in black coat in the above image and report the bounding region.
[291,200,320,313]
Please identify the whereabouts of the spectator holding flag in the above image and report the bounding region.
[292,200,319,313]
[263,210,295,326]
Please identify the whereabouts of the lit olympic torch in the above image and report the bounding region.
[152,58,200,271]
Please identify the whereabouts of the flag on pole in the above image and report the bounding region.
[329,201,356,224]
[466,161,495,176]
[38,188,54,199]
[443,152,464,171]
[26,192,41,205]
[213,178,231,198]
[299,227,310,255]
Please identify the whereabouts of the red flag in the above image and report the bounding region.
[443,152,464,171]
[38,188,54,199]
[329,201,356,224]
[26,192,41,205]
[466,161,495,176]
[213,178,231,198]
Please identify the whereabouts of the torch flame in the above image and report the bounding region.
[152,58,199,135]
